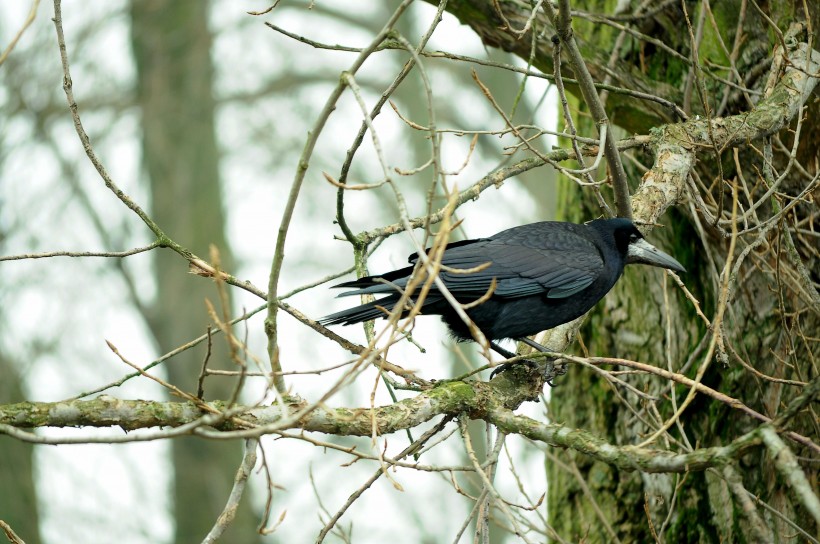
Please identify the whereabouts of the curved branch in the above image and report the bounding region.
[487,407,761,474]
[632,42,820,226]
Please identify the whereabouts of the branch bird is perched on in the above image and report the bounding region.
[322,219,685,377]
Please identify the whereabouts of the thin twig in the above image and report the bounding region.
[544,0,633,218]
[0,0,40,67]
[201,438,259,544]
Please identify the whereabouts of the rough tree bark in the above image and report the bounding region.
[434,0,820,542]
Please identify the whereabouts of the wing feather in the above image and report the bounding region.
[418,224,604,299]
[335,223,605,301]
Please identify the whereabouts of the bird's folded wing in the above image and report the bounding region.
[433,237,604,299]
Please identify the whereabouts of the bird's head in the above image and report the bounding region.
[606,218,687,273]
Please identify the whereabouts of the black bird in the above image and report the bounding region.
[321,218,685,373]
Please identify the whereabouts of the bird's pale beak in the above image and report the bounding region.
[627,238,686,273]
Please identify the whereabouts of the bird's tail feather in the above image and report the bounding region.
[320,292,447,326]
[319,295,402,326]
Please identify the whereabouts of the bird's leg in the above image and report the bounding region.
[489,341,517,360]
[517,337,567,385]
[488,341,537,379]
[518,337,550,353]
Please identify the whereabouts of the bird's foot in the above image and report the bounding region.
[513,338,568,386]
[543,360,567,386]
[487,341,567,384]
[489,358,538,380]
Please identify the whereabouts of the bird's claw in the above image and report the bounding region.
[489,358,538,380]
[490,358,567,385]
[544,362,568,386]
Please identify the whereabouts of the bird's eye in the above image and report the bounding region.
[629,233,640,242]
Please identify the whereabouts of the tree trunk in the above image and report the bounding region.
[0,354,42,544]
[129,1,260,541]
[437,0,820,541]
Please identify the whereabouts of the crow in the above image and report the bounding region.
[321,218,685,375]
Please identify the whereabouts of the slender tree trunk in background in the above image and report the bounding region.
[129,1,260,541]
[0,36,41,544]
[0,355,42,544]
[0,122,39,542]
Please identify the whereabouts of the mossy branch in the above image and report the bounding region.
[0,375,770,475]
